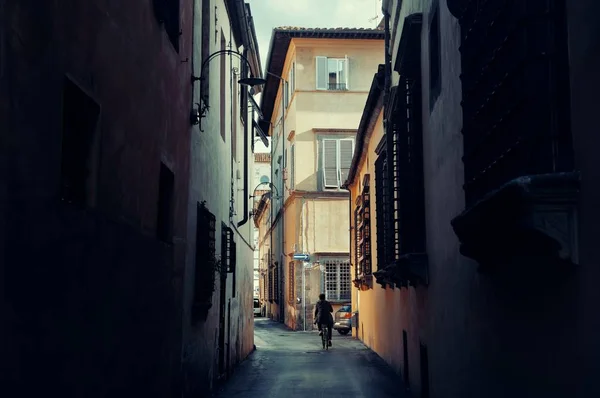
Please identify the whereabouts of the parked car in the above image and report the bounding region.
[333,305,351,335]
[253,298,261,317]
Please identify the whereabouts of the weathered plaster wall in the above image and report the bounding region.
[1,0,192,396]
[353,1,600,397]
[181,0,256,395]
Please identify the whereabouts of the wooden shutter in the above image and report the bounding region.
[322,139,338,187]
[315,56,328,90]
[339,138,354,185]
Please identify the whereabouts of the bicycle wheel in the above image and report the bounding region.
[321,325,327,349]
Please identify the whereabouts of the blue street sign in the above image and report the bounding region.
[292,253,310,261]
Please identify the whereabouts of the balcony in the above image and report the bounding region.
[328,83,347,91]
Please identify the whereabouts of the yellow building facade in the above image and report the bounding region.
[255,28,384,330]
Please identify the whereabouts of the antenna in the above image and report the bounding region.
[368,0,381,25]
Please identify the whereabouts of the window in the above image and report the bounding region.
[375,151,393,268]
[273,263,279,304]
[290,144,295,189]
[354,175,372,278]
[428,0,441,109]
[222,225,237,297]
[324,258,351,301]
[192,202,217,322]
[315,56,349,90]
[60,77,100,206]
[284,80,290,108]
[220,31,226,141]
[394,76,426,256]
[457,0,573,206]
[152,0,180,52]
[156,163,175,242]
[321,137,355,189]
[288,261,295,303]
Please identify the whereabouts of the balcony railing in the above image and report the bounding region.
[328,83,347,91]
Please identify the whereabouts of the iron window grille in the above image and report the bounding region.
[357,175,372,277]
[273,264,279,304]
[324,258,351,302]
[374,13,429,288]
[192,202,217,322]
[457,0,573,206]
[375,150,393,268]
[288,261,295,303]
[268,267,274,303]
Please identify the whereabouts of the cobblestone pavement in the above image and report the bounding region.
[214,318,407,398]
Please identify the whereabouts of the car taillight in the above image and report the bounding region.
[344,313,351,319]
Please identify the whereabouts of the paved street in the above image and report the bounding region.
[215,318,407,398]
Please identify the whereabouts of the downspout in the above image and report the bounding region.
[279,82,285,322]
[237,48,250,227]
[343,184,353,329]
[229,35,235,221]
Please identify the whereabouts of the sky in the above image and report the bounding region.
[247,0,383,75]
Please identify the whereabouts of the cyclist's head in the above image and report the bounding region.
[319,293,325,300]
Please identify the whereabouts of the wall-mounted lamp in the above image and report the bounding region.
[191,49,266,130]
[190,103,201,125]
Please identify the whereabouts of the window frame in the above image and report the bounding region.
[315,56,350,91]
[318,136,355,190]
[192,202,217,323]
[288,261,295,303]
[323,257,351,303]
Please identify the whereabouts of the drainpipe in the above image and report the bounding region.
[343,183,353,332]
[237,49,250,227]
[279,81,286,323]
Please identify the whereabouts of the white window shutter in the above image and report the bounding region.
[322,139,338,187]
[344,55,350,90]
[339,138,354,185]
[316,56,328,90]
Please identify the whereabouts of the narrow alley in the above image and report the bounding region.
[215,319,406,398]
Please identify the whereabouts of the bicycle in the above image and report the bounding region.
[320,324,331,350]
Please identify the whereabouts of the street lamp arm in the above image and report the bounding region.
[250,181,279,198]
[191,49,260,84]
[190,49,266,132]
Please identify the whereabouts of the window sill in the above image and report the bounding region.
[373,253,429,289]
[451,172,580,273]
[328,299,351,304]
[352,274,373,289]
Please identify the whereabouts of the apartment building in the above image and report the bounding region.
[254,27,384,330]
